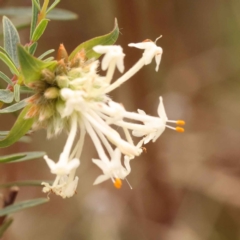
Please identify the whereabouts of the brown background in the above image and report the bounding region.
[1,0,240,239]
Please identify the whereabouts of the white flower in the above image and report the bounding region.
[132,97,184,144]
[92,148,131,188]
[128,40,163,71]
[93,45,125,73]
[44,155,80,175]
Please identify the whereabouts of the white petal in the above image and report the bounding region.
[66,158,80,172]
[155,48,163,72]
[93,174,110,185]
[92,159,108,171]
[116,57,125,73]
[63,177,79,198]
[157,97,168,121]
[44,155,56,171]
[111,148,121,166]
[128,43,150,49]
[93,45,107,54]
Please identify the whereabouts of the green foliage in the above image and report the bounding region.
[3,16,20,67]
[0,99,28,113]
[0,151,45,163]
[0,180,52,188]
[30,0,40,39]
[69,19,119,60]
[17,45,57,84]
[0,71,13,86]
[31,19,49,42]
[13,84,20,102]
[0,90,14,103]
[0,49,19,75]
[38,49,55,60]
[0,105,34,147]
[28,42,38,55]
[0,198,49,217]
[0,7,77,21]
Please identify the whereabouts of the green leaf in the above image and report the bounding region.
[30,0,40,39]
[0,90,14,103]
[28,42,38,55]
[47,8,78,20]
[31,19,49,42]
[0,7,77,21]
[0,218,13,238]
[0,151,45,163]
[38,49,55,60]
[17,45,57,84]
[69,19,119,60]
[0,99,28,113]
[0,105,34,148]
[13,84,20,102]
[46,0,60,14]
[0,198,49,217]
[3,16,20,67]
[0,51,19,75]
[0,71,13,86]
[20,86,34,94]
[0,180,52,188]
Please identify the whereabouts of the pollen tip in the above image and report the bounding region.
[177,120,185,126]
[176,127,184,133]
[114,178,122,189]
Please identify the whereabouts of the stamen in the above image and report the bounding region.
[114,178,122,189]
[176,127,184,133]
[176,120,185,126]
[155,35,162,44]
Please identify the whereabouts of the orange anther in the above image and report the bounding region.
[114,178,122,189]
[176,120,185,126]
[176,127,184,133]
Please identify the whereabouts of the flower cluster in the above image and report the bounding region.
[40,39,185,198]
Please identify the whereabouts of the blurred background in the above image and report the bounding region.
[1,0,240,239]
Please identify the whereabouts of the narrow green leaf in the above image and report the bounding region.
[20,86,34,94]
[46,0,60,14]
[0,151,45,163]
[17,45,57,84]
[43,57,54,62]
[31,0,41,39]
[0,71,13,86]
[0,180,52,188]
[31,19,49,42]
[0,90,14,103]
[0,105,34,148]
[0,99,27,113]
[38,49,55,60]
[0,198,49,217]
[0,218,13,238]
[0,51,19,75]
[3,16,20,67]
[28,42,38,55]
[13,84,20,102]
[69,19,119,60]
[47,8,78,20]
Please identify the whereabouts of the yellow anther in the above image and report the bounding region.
[176,120,185,126]
[176,127,184,133]
[114,178,122,189]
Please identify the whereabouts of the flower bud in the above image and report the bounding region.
[56,75,69,88]
[41,69,55,84]
[44,87,59,99]
[68,68,82,79]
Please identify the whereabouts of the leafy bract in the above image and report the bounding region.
[69,19,119,60]
[3,16,20,67]
[0,151,45,163]
[0,198,49,217]
[0,105,34,148]
[17,45,57,84]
